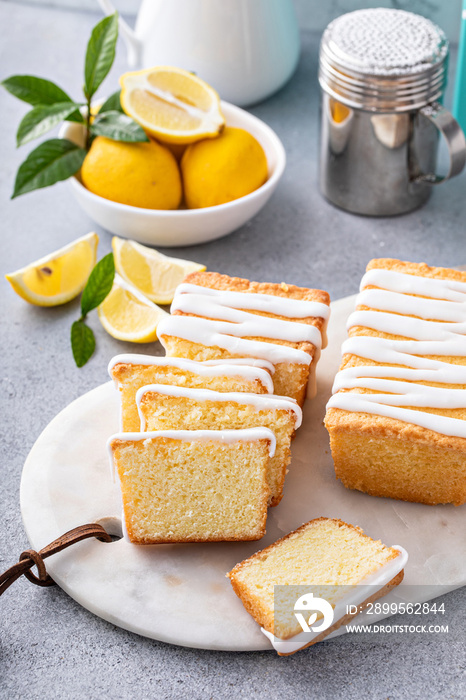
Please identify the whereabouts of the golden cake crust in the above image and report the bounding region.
[183,270,330,306]
[366,257,466,283]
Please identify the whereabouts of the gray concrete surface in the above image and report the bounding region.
[1,2,465,699]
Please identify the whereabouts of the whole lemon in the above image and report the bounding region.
[181,127,268,208]
[81,136,182,209]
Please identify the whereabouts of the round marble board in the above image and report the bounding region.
[20,295,466,651]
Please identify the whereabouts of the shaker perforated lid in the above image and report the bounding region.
[319,8,449,112]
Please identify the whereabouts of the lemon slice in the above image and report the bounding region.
[5,232,98,306]
[120,66,225,144]
[112,236,206,305]
[98,275,169,343]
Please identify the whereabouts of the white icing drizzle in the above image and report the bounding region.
[175,283,331,321]
[357,288,466,323]
[171,294,323,346]
[135,384,302,432]
[201,358,275,374]
[328,394,466,438]
[261,545,408,654]
[347,310,466,343]
[333,363,466,387]
[107,427,277,481]
[107,354,274,393]
[341,336,466,366]
[158,315,314,365]
[360,268,466,299]
[159,282,329,368]
[328,268,466,438]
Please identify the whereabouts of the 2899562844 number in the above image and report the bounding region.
[365,601,446,616]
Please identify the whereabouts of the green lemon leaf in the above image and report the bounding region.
[91,111,149,142]
[16,102,84,147]
[2,75,84,123]
[71,320,96,368]
[81,253,115,317]
[98,90,123,114]
[84,13,119,100]
[12,138,87,198]
[2,75,73,106]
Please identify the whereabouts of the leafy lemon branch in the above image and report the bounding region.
[2,13,148,199]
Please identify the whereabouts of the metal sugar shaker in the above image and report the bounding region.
[318,8,466,216]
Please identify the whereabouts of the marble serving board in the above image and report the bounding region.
[20,295,466,651]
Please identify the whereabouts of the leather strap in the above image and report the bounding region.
[0,523,112,596]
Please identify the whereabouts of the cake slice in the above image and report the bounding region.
[325,258,466,506]
[108,354,275,432]
[136,385,302,506]
[157,271,330,405]
[228,517,407,655]
[107,428,275,543]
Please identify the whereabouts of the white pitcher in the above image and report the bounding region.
[97,0,300,106]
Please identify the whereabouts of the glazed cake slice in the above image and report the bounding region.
[157,271,330,406]
[108,353,275,432]
[136,385,302,506]
[107,428,275,543]
[228,517,407,655]
[325,258,466,506]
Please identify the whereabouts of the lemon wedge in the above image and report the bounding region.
[120,66,225,144]
[5,232,98,306]
[112,236,206,305]
[98,275,169,343]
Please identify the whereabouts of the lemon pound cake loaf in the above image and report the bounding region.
[107,428,275,543]
[109,354,275,431]
[136,385,302,505]
[157,271,330,405]
[325,258,466,506]
[228,517,407,655]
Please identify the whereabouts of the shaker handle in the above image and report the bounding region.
[412,102,466,185]
[96,0,142,67]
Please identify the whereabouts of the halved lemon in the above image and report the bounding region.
[98,275,169,343]
[5,232,98,306]
[112,236,206,305]
[120,66,225,144]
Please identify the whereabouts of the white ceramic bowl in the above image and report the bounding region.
[58,101,285,247]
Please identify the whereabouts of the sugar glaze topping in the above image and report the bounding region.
[174,283,331,320]
[327,268,466,438]
[158,282,329,368]
[202,357,275,373]
[136,384,302,431]
[107,354,274,393]
[158,316,315,365]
